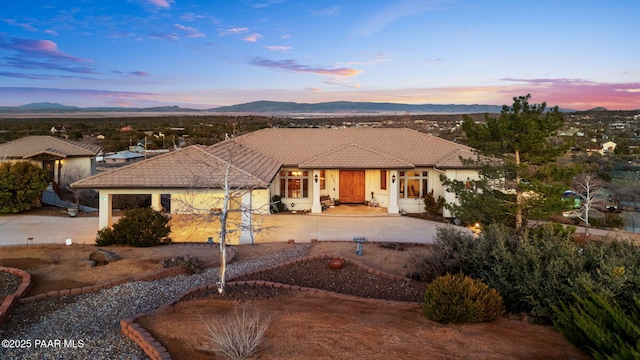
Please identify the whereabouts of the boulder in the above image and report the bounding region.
[89,249,120,265]
[77,259,96,268]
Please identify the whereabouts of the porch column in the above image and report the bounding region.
[98,191,113,229]
[311,169,322,213]
[388,170,400,214]
[239,191,253,245]
[151,193,162,211]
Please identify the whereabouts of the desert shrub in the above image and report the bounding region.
[423,273,504,324]
[553,290,640,359]
[422,224,640,324]
[423,189,446,216]
[95,208,171,247]
[201,305,270,360]
[0,162,48,214]
[590,213,625,229]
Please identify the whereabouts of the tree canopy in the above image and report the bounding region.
[0,162,49,213]
[442,94,575,230]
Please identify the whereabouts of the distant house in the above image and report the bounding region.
[104,150,145,164]
[0,136,102,185]
[72,128,480,243]
[601,141,617,155]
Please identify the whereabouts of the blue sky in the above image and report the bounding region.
[1,0,639,110]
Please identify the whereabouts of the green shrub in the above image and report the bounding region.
[423,273,504,324]
[422,224,640,324]
[95,208,171,247]
[590,213,625,229]
[553,290,640,359]
[0,162,48,213]
[423,189,446,216]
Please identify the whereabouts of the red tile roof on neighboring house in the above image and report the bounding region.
[72,128,477,190]
[0,136,102,159]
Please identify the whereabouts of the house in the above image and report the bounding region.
[71,128,479,243]
[601,141,617,155]
[0,136,102,185]
[104,150,145,164]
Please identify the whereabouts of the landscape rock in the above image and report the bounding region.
[77,259,97,268]
[89,249,120,265]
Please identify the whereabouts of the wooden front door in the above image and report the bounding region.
[339,170,365,203]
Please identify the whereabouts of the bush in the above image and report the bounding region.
[201,305,270,360]
[96,208,171,247]
[423,273,504,324]
[423,189,446,216]
[553,290,640,359]
[0,162,48,213]
[271,195,285,213]
[421,223,640,324]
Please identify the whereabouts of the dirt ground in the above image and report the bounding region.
[138,293,588,360]
[0,227,588,359]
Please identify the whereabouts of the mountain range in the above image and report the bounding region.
[0,100,578,114]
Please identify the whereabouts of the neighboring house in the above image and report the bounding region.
[0,136,102,185]
[601,141,617,155]
[72,128,480,242]
[104,150,145,164]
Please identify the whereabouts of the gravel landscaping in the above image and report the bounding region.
[0,244,312,359]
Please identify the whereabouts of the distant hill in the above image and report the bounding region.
[210,101,504,114]
[0,100,577,115]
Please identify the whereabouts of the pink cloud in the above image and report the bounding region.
[500,78,640,110]
[220,27,248,36]
[264,45,291,51]
[148,0,171,8]
[174,24,205,38]
[244,33,262,42]
[248,57,361,77]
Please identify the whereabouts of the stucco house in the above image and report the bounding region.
[71,128,479,243]
[0,136,102,185]
[103,150,145,164]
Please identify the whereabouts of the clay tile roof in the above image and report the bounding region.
[0,136,102,159]
[71,145,272,189]
[299,143,414,169]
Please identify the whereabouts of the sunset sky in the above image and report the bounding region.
[1,0,639,110]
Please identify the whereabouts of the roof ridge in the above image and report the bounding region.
[198,142,271,187]
[308,143,414,167]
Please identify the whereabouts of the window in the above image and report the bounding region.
[398,171,428,199]
[320,170,326,190]
[279,170,309,198]
[380,170,387,190]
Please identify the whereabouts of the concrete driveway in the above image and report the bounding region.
[0,213,458,247]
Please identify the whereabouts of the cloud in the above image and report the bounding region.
[248,56,361,77]
[244,33,263,42]
[219,27,248,36]
[149,33,180,42]
[353,0,448,37]
[500,78,640,110]
[323,77,361,88]
[128,71,151,77]
[0,36,96,74]
[3,19,37,32]
[174,24,205,38]
[265,45,291,51]
[147,0,171,8]
[311,6,341,16]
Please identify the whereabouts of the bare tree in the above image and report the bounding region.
[572,172,607,237]
[171,142,277,293]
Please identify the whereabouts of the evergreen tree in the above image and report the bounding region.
[442,94,571,230]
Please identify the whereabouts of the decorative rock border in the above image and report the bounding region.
[0,267,32,324]
[123,253,422,360]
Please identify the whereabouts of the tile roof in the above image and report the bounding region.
[72,128,476,190]
[72,145,273,189]
[298,143,415,169]
[229,127,474,168]
[0,136,102,159]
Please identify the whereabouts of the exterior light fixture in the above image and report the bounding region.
[314,173,319,183]
[391,174,396,183]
